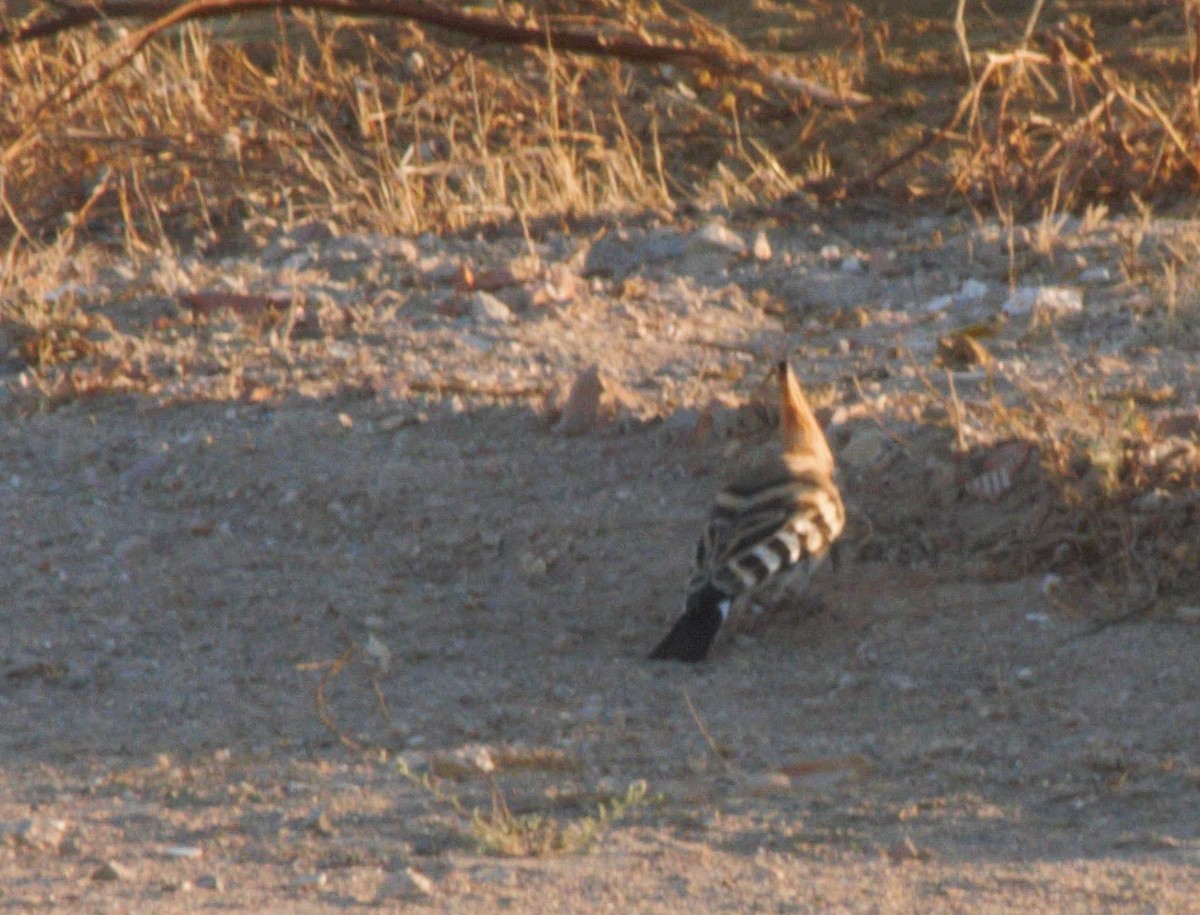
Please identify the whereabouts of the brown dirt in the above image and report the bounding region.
[2,209,1200,912]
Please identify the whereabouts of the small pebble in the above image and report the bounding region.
[377,867,436,900]
[1079,266,1112,284]
[1002,285,1082,317]
[959,278,988,300]
[92,861,135,882]
[306,809,337,836]
[887,837,933,863]
[471,865,516,886]
[1175,606,1200,624]
[363,634,391,673]
[163,845,203,859]
[1040,574,1062,595]
[517,551,548,578]
[6,817,67,852]
[292,872,328,890]
[469,291,513,324]
[752,231,772,261]
[743,772,794,796]
[836,672,862,691]
[689,221,746,256]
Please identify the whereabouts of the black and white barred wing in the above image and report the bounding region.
[651,455,843,662]
[703,462,842,604]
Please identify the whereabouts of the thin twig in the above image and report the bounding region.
[943,368,967,453]
[1017,0,1048,58]
[1057,594,1159,645]
[314,643,363,751]
[406,378,551,399]
[682,689,740,777]
[953,0,974,85]
[849,51,1047,195]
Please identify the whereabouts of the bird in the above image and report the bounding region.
[649,360,845,662]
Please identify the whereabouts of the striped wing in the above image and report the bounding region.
[689,453,844,605]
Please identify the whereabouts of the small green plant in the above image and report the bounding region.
[396,758,648,858]
[472,778,648,857]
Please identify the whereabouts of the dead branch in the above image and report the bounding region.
[314,643,364,751]
[0,0,869,112]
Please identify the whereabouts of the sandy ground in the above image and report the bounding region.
[2,209,1199,912]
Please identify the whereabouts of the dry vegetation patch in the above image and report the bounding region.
[3,0,1196,248]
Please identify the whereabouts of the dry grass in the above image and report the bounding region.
[0,1,799,255]
[946,15,1200,223]
[2,1,1198,260]
[897,344,1200,617]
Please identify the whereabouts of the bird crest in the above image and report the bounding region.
[777,360,835,477]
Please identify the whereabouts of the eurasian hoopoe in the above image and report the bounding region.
[649,361,845,662]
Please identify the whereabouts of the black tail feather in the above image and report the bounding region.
[648,584,726,663]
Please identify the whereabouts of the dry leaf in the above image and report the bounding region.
[452,263,476,292]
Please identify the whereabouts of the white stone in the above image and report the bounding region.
[92,861,135,882]
[292,873,328,890]
[470,291,513,324]
[1079,266,1112,284]
[752,231,772,261]
[839,427,888,469]
[959,279,988,300]
[1002,285,1082,317]
[163,845,204,859]
[364,634,391,672]
[689,221,746,255]
[377,867,436,900]
[1175,606,1200,624]
[4,817,67,851]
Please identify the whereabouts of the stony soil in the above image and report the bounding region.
[2,208,1199,912]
